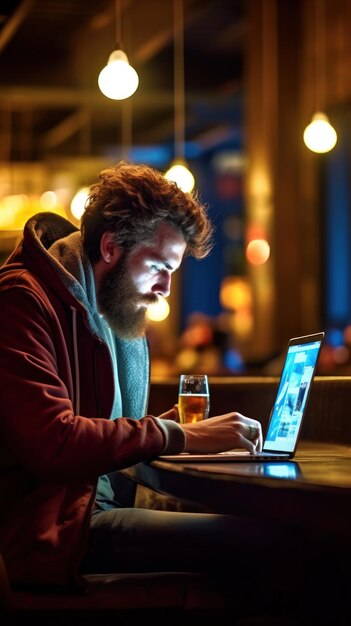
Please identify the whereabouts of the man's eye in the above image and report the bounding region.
[151,264,161,272]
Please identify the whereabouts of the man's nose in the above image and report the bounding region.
[151,273,171,297]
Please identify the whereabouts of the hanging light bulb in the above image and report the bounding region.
[303,112,337,153]
[165,159,195,193]
[165,0,195,193]
[98,0,139,101]
[98,49,139,100]
[303,0,337,154]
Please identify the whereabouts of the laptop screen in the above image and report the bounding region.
[263,335,324,453]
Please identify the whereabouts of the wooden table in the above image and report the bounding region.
[122,441,351,540]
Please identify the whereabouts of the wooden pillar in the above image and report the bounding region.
[244,0,278,360]
[244,0,322,360]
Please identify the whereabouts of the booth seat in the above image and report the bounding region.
[0,552,226,625]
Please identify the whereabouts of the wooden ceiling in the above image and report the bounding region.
[0,0,245,167]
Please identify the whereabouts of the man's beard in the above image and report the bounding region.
[97,255,158,339]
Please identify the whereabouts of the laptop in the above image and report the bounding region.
[159,332,325,462]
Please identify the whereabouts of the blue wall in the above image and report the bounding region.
[325,126,351,333]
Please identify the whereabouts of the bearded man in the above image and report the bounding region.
[0,161,264,595]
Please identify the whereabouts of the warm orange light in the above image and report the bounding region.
[220,276,252,311]
[231,309,253,338]
[246,225,266,242]
[175,348,198,371]
[181,323,213,347]
[0,194,66,232]
[246,239,270,265]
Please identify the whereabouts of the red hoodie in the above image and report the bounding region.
[0,213,184,588]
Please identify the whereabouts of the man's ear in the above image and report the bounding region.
[100,231,122,265]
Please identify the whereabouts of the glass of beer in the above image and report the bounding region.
[178,374,210,424]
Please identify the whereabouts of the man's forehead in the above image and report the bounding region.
[142,222,185,248]
[131,223,186,264]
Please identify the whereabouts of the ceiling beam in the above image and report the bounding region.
[0,0,35,53]
[40,108,91,149]
[0,85,236,110]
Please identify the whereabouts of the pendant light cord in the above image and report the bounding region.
[115,0,122,49]
[174,0,185,160]
[315,0,326,111]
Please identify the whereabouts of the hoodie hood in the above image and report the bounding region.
[2,212,86,317]
[1,211,150,420]
[48,229,111,342]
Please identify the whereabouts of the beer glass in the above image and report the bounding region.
[178,374,210,424]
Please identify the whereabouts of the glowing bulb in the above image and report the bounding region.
[303,112,337,153]
[71,187,90,220]
[40,191,58,210]
[98,50,139,100]
[246,239,270,265]
[146,297,170,322]
[165,162,195,193]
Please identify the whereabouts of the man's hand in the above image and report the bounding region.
[181,412,263,455]
[157,404,180,422]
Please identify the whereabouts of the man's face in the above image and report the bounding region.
[97,222,186,338]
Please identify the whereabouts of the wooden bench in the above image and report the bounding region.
[0,552,226,625]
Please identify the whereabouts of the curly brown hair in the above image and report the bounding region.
[81,161,213,263]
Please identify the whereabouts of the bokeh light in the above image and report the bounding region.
[70,187,90,220]
[40,191,58,210]
[146,297,170,322]
[220,276,252,311]
[246,239,270,265]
